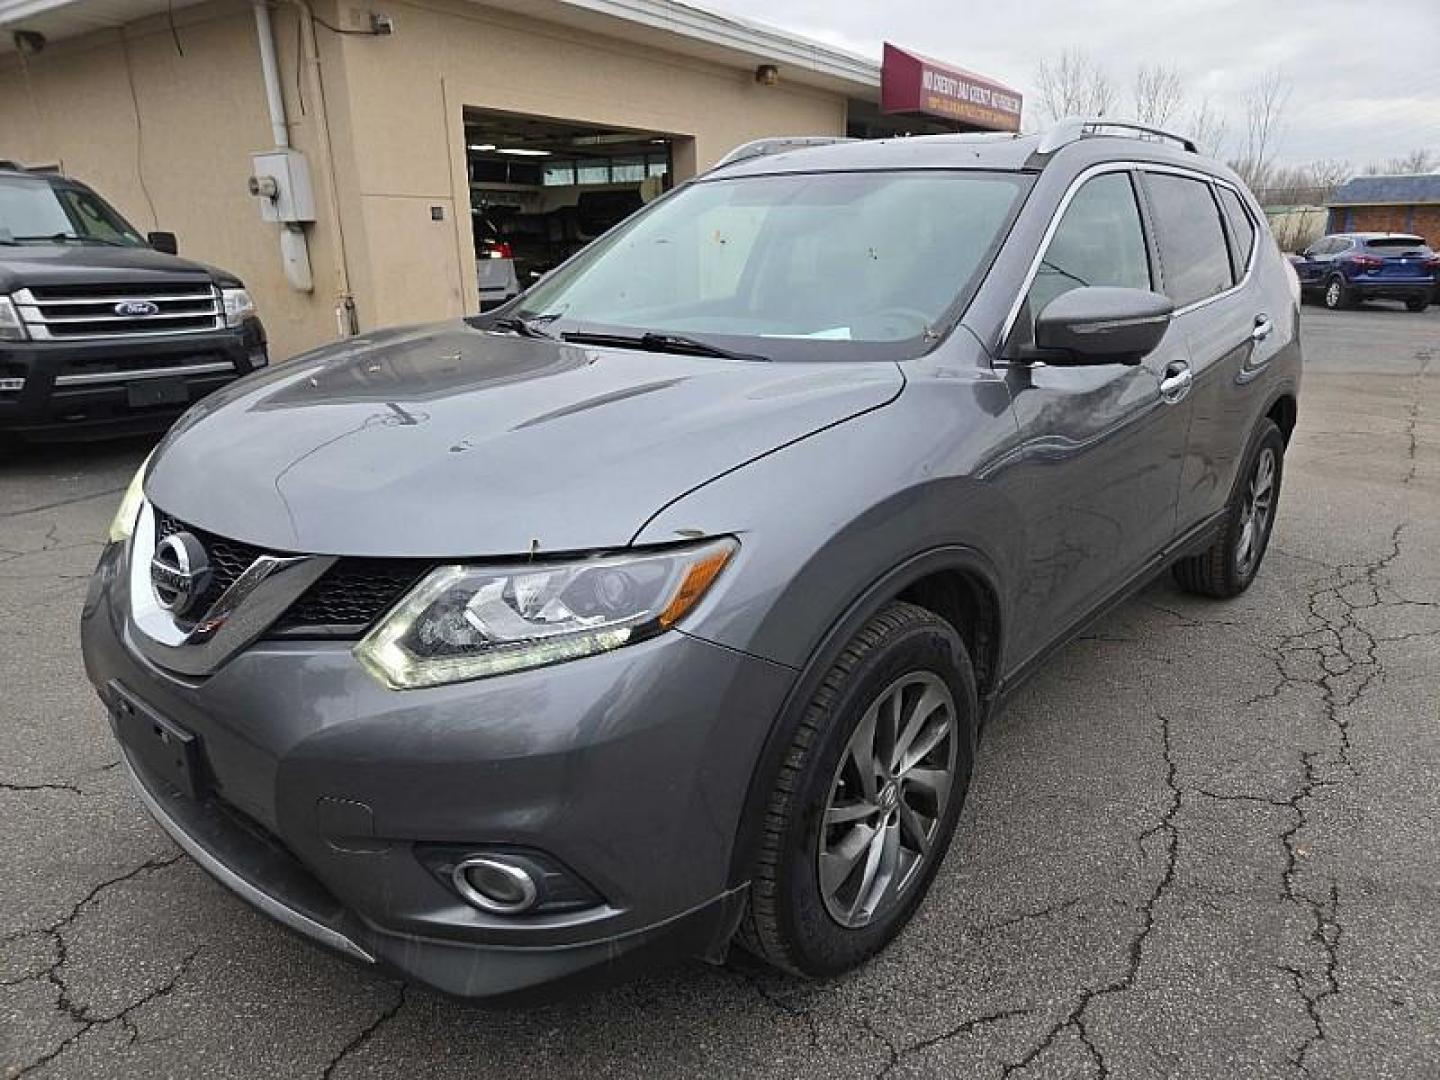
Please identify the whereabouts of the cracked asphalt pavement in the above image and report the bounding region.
[3,305,1437,1078]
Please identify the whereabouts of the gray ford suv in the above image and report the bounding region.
[81,119,1301,1001]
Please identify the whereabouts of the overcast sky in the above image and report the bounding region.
[705,0,1440,169]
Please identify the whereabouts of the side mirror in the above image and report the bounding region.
[147,231,178,255]
[1032,286,1174,366]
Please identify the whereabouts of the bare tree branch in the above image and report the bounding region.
[1230,70,1292,191]
[1132,64,1184,126]
[1186,97,1229,158]
[1034,49,1118,123]
[1366,148,1438,174]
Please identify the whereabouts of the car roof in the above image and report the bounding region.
[708,130,1240,188]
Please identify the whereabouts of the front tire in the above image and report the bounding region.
[739,602,977,977]
[1405,298,1429,313]
[1173,419,1285,599]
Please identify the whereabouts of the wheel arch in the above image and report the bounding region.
[1265,392,1298,446]
[725,545,1006,890]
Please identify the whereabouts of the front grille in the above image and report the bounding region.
[154,511,267,628]
[15,281,223,341]
[271,559,428,634]
[153,510,427,637]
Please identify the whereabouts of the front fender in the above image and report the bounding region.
[631,374,1021,672]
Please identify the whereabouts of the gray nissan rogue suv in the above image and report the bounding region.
[81,120,1301,1000]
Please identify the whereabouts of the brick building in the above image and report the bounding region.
[1327,174,1440,240]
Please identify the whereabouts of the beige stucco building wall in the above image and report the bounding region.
[0,0,849,360]
[0,1,347,357]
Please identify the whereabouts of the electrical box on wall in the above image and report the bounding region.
[248,149,316,224]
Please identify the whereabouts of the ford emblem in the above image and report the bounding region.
[115,300,161,317]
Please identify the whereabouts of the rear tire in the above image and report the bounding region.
[1323,275,1351,310]
[738,602,977,977]
[1405,298,1429,313]
[1173,420,1285,599]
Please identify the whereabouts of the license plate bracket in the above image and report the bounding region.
[110,682,205,799]
[127,377,189,409]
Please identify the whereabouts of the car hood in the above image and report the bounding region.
[145,322,903,557]
[0,242,235,290]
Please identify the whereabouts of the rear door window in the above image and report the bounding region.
[1216,186,1257,280]
[1015,170,1151,346]
[1144,172,1236,306]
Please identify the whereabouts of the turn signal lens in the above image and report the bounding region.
[659,546,733,627]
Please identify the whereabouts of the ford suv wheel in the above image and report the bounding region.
[739,602,977,977]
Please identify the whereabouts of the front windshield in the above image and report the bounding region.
[0,176,146,247]
[516,169,1030,356]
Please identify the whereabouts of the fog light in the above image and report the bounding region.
[453,856,539,914]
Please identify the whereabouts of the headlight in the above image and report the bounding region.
[108,454,151,544]
[221,287,256,328]
[356,538,736,689]
[0,295,27,341]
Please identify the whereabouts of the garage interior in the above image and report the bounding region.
[464,108,681,306]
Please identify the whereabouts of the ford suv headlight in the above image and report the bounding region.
[355,538,736,689]
[221,287,256,327]
[0,295,26,341]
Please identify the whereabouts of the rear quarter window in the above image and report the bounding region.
[1143,173,1234,307]
[1216,186,1257,280]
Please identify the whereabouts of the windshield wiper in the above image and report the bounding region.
[560,330,769,362]
[487,314,559,340]
[7,232,126,246]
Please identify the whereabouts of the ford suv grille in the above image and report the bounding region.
[14,281,223,341]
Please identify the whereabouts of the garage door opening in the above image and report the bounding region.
[463,108,682,310]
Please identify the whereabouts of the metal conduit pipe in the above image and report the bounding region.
[278,0,357,331]
[252,0,314,293]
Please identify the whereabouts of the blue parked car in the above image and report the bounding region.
[1290,232,1438,311]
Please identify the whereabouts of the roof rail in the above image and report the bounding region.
[709,136,857,172]
[0,160,25,172]
[1036,117,1197,155]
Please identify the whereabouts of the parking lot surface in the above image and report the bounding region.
[2,304,1437,1079]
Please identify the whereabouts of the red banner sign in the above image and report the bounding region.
[880,43,1022,132]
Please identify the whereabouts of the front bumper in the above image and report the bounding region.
[81,539,794,999]
[0,319,266,438]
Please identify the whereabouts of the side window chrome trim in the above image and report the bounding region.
[998,159,1261,349]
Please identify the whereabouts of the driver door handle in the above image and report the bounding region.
[1159,361,1193,405]
[1252,314,1273,341]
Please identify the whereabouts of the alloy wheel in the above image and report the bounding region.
[1236,446,1276,575]
[1325,280,1342,308]
[817,671,958,929]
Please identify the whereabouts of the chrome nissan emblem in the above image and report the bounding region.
[150,532,212,615]
[115,300,160,317]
